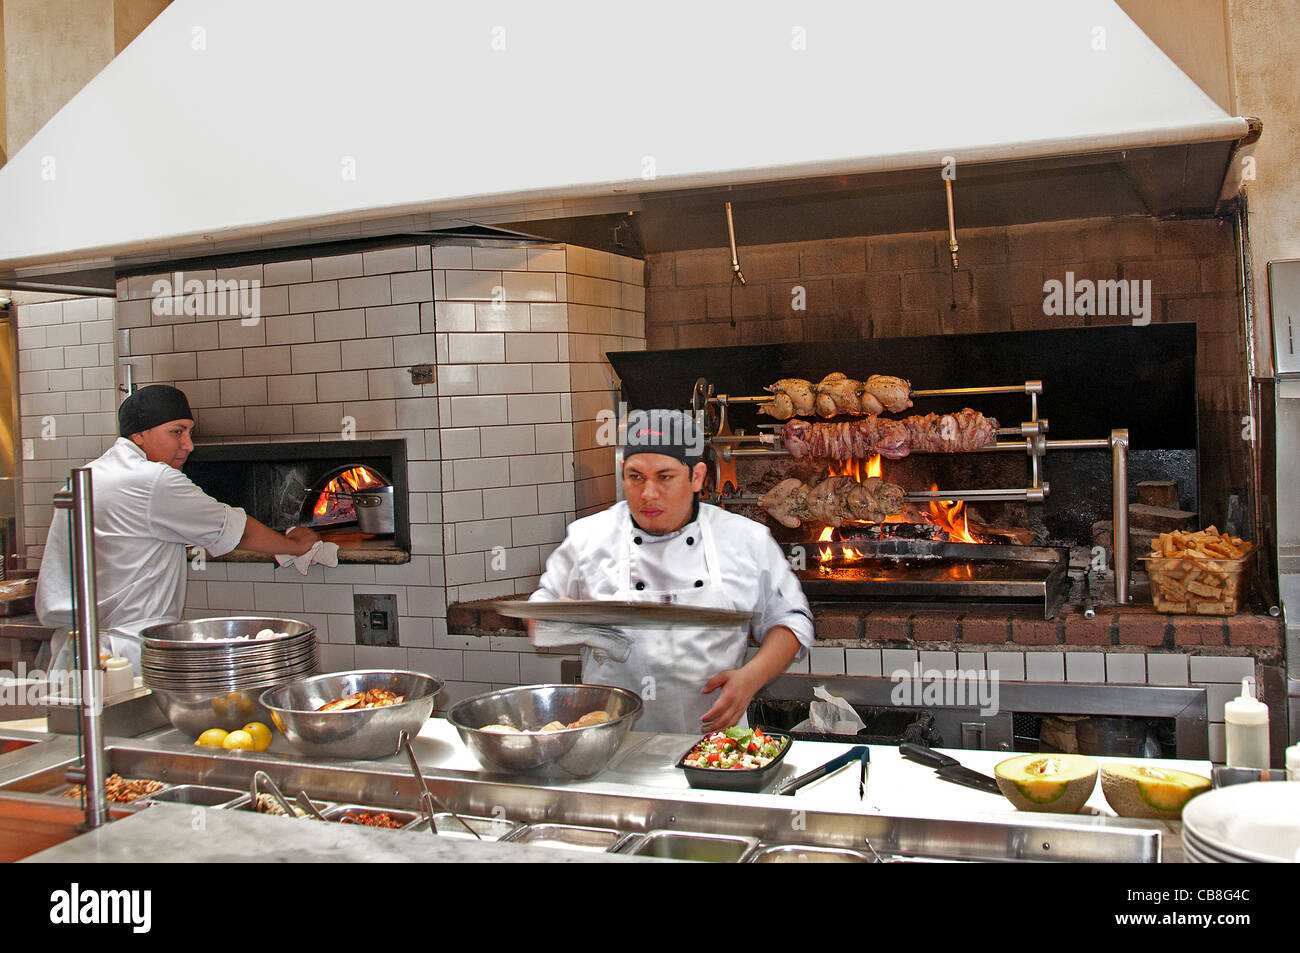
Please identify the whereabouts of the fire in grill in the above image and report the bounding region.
[682,372,1126,614]
[302,465,389,528]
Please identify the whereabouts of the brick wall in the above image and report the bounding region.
[645,215,1248,527]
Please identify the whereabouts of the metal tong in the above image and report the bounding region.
[774,746,870,799]
[398,729,481,839]
[250,770,299,819]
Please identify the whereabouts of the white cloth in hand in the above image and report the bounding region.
[532,621,631,663]
[275,540,340,575]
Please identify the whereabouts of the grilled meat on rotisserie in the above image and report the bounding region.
[782,409,997,459]
[902,409,999,454]
[782,417,910,460]
[759,373,912,419]
[862,375,913,414]
[760,378,816,419]
[758,475,905,528]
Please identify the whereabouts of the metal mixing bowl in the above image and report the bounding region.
[447,684,643,779]
[140,616,318,736]
[259,670,443,761]
[148,680,295,737]
[140,616,314,648]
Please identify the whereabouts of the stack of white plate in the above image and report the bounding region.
[1181,781,1300,863]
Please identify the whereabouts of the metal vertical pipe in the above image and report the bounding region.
[1111,429,1131,605]
[65,468,108,828]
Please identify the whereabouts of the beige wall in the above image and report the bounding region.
[1117,0,1233,111]
[1,0,168,160]
[1226,0,1300,375]
[113,0,167,55]
[0,1,7,165]
[3,0,113,158]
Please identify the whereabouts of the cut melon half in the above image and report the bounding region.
[1100,763,1211,819]
[994,753,1098,813]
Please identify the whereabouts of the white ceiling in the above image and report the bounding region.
[0,0,1248,280]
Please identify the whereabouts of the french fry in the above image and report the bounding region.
[1145,527,1252,615]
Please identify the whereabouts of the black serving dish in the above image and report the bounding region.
[675,730,792,793]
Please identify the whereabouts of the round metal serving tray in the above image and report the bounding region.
[142,653,317,685]
[140,617,314,649]
[143,665,314,686]
[487,599,752,629]
[141,643,317,673]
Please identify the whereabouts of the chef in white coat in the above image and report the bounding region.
[529,409,814,734]
[36,384,320,674]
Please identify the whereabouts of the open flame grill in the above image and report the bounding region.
[672,376,1131,615]
[301,465,391,529]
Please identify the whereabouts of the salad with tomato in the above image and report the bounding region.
[682,727,787,770]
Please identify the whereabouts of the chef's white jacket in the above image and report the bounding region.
[36,438,248,670]
[532,501,815,657]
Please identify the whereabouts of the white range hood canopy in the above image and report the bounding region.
[0,0,1250,286]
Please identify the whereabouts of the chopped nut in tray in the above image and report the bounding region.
[62,773,165,803]
[1144,527,1253,615]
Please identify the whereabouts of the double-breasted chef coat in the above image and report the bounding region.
[36,438,248,673]
[531,500,814,734]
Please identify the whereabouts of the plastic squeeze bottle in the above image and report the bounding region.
[1224,678,1269,769]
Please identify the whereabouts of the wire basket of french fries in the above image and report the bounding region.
[1142,527,1253,615]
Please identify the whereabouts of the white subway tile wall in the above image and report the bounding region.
[62,243,645,711]
[16,296,120,563]
[433,242,646,694]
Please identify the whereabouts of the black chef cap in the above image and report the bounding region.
[622,409,705,466]
[118,384,194,437]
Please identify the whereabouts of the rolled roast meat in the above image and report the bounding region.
[782,409,998,459]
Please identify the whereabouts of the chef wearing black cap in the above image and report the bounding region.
[36,384,320,673]
[529,409,813,734]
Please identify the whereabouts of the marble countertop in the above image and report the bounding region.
[22,801,662,864]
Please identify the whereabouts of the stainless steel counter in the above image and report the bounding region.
[0,719,1179,863]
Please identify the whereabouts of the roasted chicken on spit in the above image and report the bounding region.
[758,475,906,528]
[759,373,912,419]
[781,409,998,459]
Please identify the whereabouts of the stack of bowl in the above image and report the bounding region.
[140,617,317,737]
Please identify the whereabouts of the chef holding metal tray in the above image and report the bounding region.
[504,408,813,735]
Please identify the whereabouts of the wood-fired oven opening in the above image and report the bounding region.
[300,464,391,529]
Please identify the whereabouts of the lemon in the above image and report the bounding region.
[222,729,256,750]
[242,722,273,751]
[195,728,229,747]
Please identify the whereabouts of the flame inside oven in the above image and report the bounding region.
[308,465,388,526]
[927,486,981,544]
